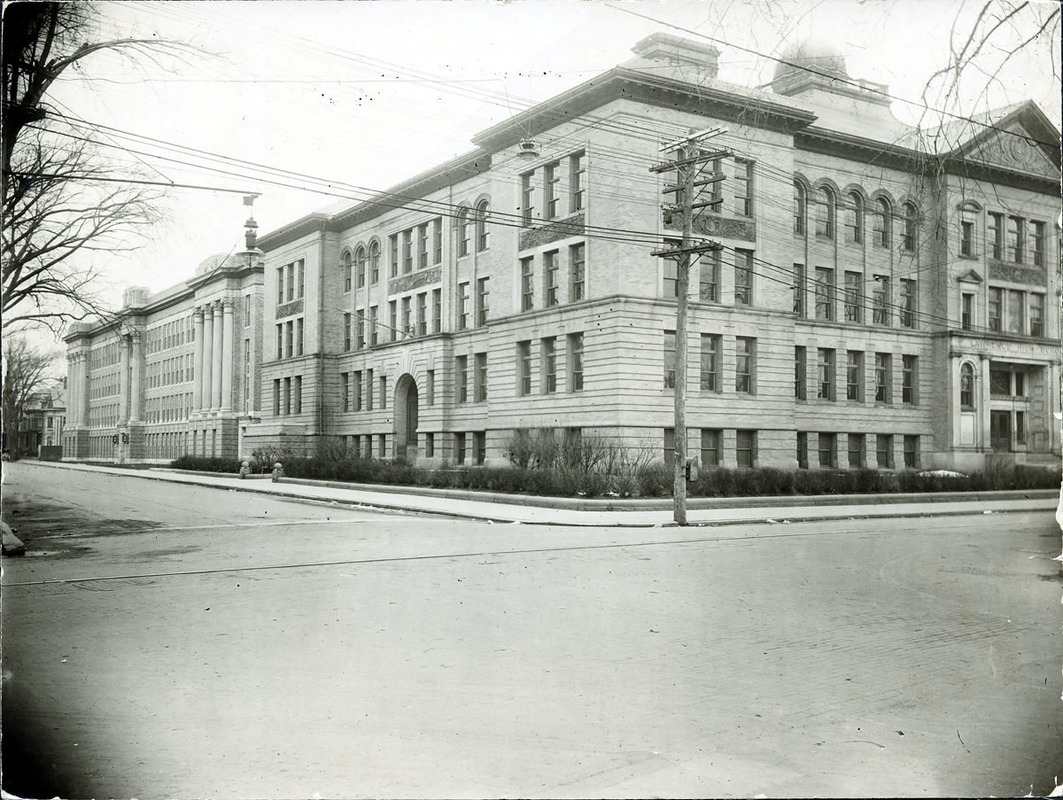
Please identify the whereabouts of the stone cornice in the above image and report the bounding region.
[256,212,331,252]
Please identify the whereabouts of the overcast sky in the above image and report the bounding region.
[40,0,1062,341]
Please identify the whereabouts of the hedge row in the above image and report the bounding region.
[170,455,1060,498]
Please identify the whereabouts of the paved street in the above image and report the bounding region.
[2,461,1061,798]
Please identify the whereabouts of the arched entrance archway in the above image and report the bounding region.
[393,373,419,463]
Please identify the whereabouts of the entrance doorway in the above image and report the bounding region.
[990,410,1011,452]
[393,374,419,463]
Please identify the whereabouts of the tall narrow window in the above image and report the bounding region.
[544,162,559,219]
[355,246,367,288]
[903,435,919,469]
[1006,289,1024,334]
[545,250,560,306]
[988,212,1003,259]
[736,430,756,469]
[899,279,916,328]
[432,219,442,265]
[792,263,805,317]
[734,159,753,217]
[877,434,894,469]
[1006,215,1023,263]
[1029,293,1044,337]
[873,198,891,247]
[793,182,806,235]
[389,234,399,277]
[663,258,678,298]
[417,223,428,269]
[960,219,975,257]
[797,431,808,469]
[701,334,720,392]
[416,294,427,336]
[458,208,471,257]
[794,346,806,400]
[1030,220,1045,267]
[521,257,534,311]
[353,370,362,411]
[369,241,380,284]
[475,352,488,402]
[844,192,862,243]
[814,267,834,321]
[426,370,435,405]
[815,186,834,239]
[293,376,302,415]
[988,287,1002,331]
[849,433,866,469]
[456,356,468,403]
[432,289,441,334]
[817,348,835,401]
[401,297,411,337]
[388,301,397,342]
[663,330,676,390]
[734,250,753,306]
[818,432,837,469]
[902,355,917,404]
[476,277,489,326]
[568,332,584,392]
[872,275,890,325]
[736,337,755,394]
[401,229,413,274]
[701,250,720,303]
[476,200,490,251]
[570,243,585,301]
[518,341,532,396]
[959,364,974,409]
[458,282,470,331]
[875,353,892,403]
[569,151,585,212]
[844,271,862,323]
[542,338,557,394]
[343,251,353,293]
[701,429,721,467]
[901,203,917,251]
[846,351,863,401]
[961,293,974,331]
[343,314,351,352]
[521,172,534,226]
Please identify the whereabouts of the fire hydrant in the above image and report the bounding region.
[271,461,284,483]
[238,460,251,479]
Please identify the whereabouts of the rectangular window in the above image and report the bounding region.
[297,260,304,299]
[276,324,283,359]
[401,296,411,338]
[736,337,755,394]
[378,433,386,459]
[542,337,557,394]
[818,432,837,469]
[960,220,974,257]
[285,321,294,358]
[426,370,434,405]
[455,432,466,465]
[988,287,1002,331]
[379,375,387,410]
[369,306,379,346]
[961,293,974,331]
[474,431,486,466]
[456,355,468,403]
[1006,216,1023,263]
[353,370,362,411]
[570,243,586,302]
[875,353,892,403]
[545,250,560,306]
[903,435,919,469]
[701,429,721,467]
[663,427,675,468]
[475,352,488,402]
[663,330,676,389]
[662,257,678,299]
[843,271,862,323]
[283,376,292,415]
[518,341,532,396]
[1030,220,1045,267]
[817,348,835,401]
[1029,293,1044,337]
[701,334,720,392]
[701,250,720,302]
[521,172,534,226]
[476,277,489,326]
[243,295,251,324]
[366,369,373,411]
[988,212,1003,260]
[458,282,470,330]
[734,250,753,306]
[1016,411,1027,445]
[433,218,443,264]
[815,267,834,321]
[846,351,863,401]
[570,151,585,213]
[797,431,808,470]
[848,433,866,469]
[388,301,397,342]
[568,333,584,392]
[733,159,753,217]
[418,223,429,269]
[872,276,890,325]
[544,161,559,219]
[736,430,756,469]
[277,267,285,304]
[293,375,302,414]
[402,229,413,274]
[794,346,806,400]
[272,378,280,416]
[296,317,304,356]
[521,257,534,311]
[425,431,435,458]
[899,279,916,329]
[1006,289,1024,334]
[990,368,1011,396]
[389,234,399,278]
[902,355,917,404]
[793,263,805,317]
[416,293,427,336]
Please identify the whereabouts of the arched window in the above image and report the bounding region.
[475,199,490,252]
[342,251,352,293]
[873,198,891,247]
[815,187,834,239]
[960,363,975,410]
[845,192,863,244]
[902,203,918,251]
[368,241,381,284]
[457,207,471,257]
[793,182,806,235]
[355,246,367,289]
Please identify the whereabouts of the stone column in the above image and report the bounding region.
[129,331,143,421]
[118,334,130,423]
[211,301,224,410]
[193,307,205,411]
[67,355,78,426]
[79,352,90,425]
[201,304,214,412]
[221,299,234,412]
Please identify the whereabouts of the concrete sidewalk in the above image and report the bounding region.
[16,460,1061,527]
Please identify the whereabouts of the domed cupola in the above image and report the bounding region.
[770,37,852,95]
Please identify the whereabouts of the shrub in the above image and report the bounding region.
[171,455,242,473]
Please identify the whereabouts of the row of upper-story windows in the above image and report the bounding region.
[794,182,918,251]
[147,316,195,354]
[520,242,585,311]
[338,368,387,412]
[795,265,918,329]
[87,404,119,428]
[277,259,305,305]
[959,363,1032,410]
[89,373,119,400]
[664,247,752,305]
[664,331,757,395]
[795,346,919,405]
[90,341,120,369]
[144,393,194,424]
[272,375,304,416]
[275,317,305,359]
[961,206,1049,266]
[147,354,192,389]
[520,151,585,225]
[960,286,1045,337]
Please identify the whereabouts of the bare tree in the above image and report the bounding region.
[2,336,58,460]
[2,2,193,335]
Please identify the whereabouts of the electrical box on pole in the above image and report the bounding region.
[650,129,729,526]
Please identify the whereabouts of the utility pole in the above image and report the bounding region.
[651,127,728,525]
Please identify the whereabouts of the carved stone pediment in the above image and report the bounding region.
[956,269,983,284]
[968,123,1059,178]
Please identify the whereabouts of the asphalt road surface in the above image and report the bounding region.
[2,462,1061,799]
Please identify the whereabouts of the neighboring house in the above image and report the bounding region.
[62,221,265,463]
[10,388,64,456]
